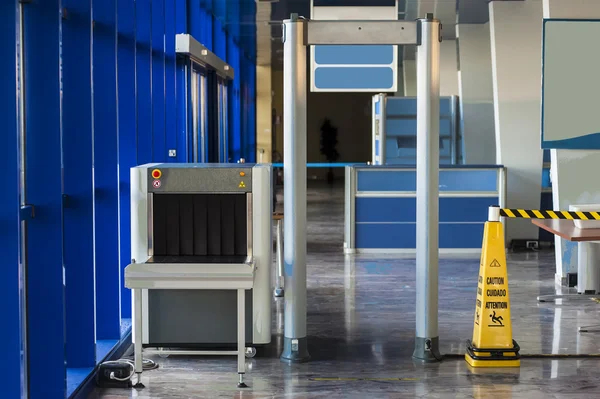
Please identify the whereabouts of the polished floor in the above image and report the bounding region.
[93,183,600,398]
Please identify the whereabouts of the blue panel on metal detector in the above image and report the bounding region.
[315,45,393,65]
[314,67,394,90]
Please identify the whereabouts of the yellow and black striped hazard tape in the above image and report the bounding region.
[499,208,600,220]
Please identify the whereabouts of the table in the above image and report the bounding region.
[124,261,255,388]
[532,219,600,333]
[533,219,600,296]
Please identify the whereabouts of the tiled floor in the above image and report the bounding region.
[92,183,600,398]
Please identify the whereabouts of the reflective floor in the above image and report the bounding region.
[92,183,600,398]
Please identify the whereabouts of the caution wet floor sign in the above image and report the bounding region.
[466,220,520,368]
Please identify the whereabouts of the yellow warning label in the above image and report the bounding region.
[238,181,246,188]
[466,220,520,368]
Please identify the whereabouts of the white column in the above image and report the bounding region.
[457,24,495,165]
[413,16,441,363]
[489,0,543,243]
[543,0,600,283]
[281,17,310,363]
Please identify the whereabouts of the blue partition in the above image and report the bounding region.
[344,165,506,253]
[539,149,554,242]
[376,96,461,165]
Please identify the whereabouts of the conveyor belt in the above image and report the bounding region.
[146,255,248,264]
[153,193,247,257]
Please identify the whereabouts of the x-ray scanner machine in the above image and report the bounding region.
[125,163,272,387]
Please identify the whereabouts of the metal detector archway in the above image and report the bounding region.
[281,13,442,363]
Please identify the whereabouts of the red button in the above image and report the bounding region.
[152,169,162,179]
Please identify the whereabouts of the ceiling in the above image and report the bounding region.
[253,0,504,68]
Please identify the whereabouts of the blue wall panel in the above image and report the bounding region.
[165,0,179,162]
[189,0,202,40]
[176,0,188,32]
[117,0,137,319]
[0,0,257,396]
[213,17,227,61]
[0,2,23,397]
[61,0,96,368]
[356,223,485,249]
[227,36,242,161]
[93,0,121,341]
[152,0,166,162]
[136,0,153,164]
[24,2,67,397]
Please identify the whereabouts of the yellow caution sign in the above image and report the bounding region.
[465,219,520,367]
[238,181,246,188]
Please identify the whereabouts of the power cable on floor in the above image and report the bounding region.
[97,357,159,387]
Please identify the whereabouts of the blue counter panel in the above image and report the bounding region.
[356,223,485,249]
[356,169,498,192]
[386,137,453,160]
[356,197,497,223]
[386,118,452,136]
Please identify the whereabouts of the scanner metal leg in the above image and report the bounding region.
[274,218,284,298]
[579,324,600,333]
[133,288,145,388]
[237,288,248,388]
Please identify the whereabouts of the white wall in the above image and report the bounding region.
[403,59,417,97]
[271,69,372,179]
[489,0,544,243]
[256,65,272,163]
[457,24,496,165]
[402,41,458,98]
[439,40,459,96]
[543,0,600,282]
